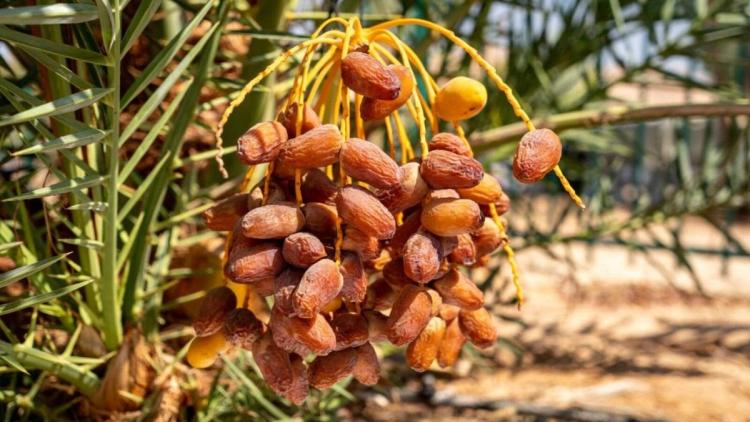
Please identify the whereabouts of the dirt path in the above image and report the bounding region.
[439,291,750,421]
[358,217,750,421]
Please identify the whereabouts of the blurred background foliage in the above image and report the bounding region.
[0,0,748,419]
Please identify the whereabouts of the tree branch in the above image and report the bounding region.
[470,103,750,151]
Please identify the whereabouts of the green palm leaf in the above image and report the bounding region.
[0,280,92,316]
[59,238,104,251]
[0,4,99,25]
[0,25,109,65]
[0,88,111,128]
[120,0,163,54]
[121,1,212,107]
[0,254,69,289]
[12,128,108,156]
[0,242,22,253]
[119,20,219,142]
[3,175,107,202]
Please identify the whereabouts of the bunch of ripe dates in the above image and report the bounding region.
[187,25,567,405]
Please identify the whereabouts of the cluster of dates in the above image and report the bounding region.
[186,45,564,405]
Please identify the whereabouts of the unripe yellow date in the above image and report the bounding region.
[186,331,229,369]
[434,76,487,121]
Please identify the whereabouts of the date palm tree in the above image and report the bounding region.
[0,0,747,418]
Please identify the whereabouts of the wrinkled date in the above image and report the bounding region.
[512,128,562,183]
[360,65,413,120]
[193,286,236,337]
[341,52,401,100]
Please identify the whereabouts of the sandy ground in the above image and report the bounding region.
[357,215,750,421]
